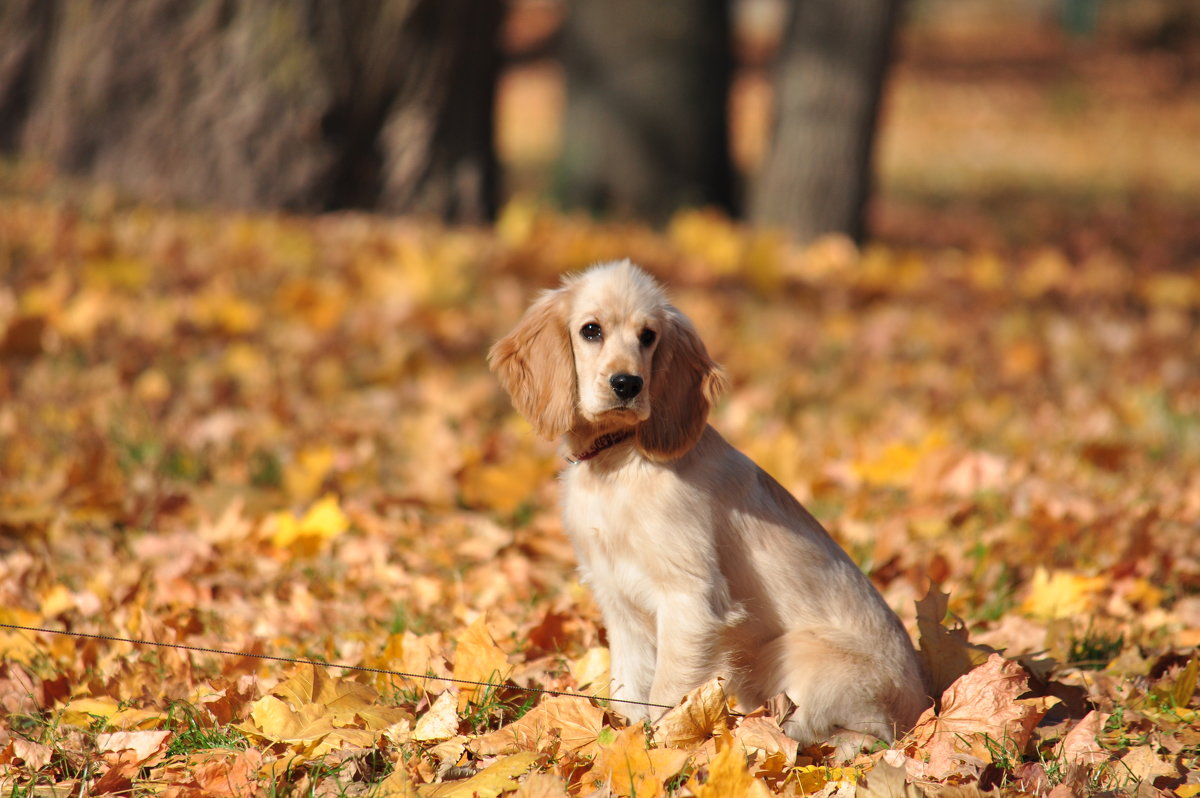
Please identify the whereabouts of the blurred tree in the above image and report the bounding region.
[558,0,734,224]
[0,0,500,221]
[749,0,901,243]
[0,0,53,152]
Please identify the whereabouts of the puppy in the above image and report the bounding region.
[489,260,929,756]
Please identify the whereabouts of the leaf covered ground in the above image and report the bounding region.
[1,169,1198,797]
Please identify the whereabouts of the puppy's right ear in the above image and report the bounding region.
[488,288,578,440]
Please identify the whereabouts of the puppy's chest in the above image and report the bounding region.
[561,472,643,566]
[560,463,706,583]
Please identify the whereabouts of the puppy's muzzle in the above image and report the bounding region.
[610,373,644,401]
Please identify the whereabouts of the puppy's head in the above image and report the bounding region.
[488,260,726,459]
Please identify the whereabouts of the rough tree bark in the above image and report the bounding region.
[377,0,502,221]
[1,0,500,221]
[558,0,734,225]
[749,0,901,243]
[0,0,54,152]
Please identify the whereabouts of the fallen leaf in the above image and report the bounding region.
[11,739,53,770]
[412,690,461,741]
[188,748,263,797]
[583,725,691,798]
[907,654,1049,780]
[915,584,996,698]
[270,493,349,555]
[690,741,768,798]
[469,695,604,756]
[374,761,421,798]
[271,663,377,715]
[1120,744,1177,784]
[96,730,172,764]
[855,758,925,798]
[730,711,798,764]
[453,614,513,713]
[569,647,610,696]
[1020,568,1107,621]
[1058,710,1109,766]
[419,751,540,798]
[653,678,730,750]
[512,772,570,797]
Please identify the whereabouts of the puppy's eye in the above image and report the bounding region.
[581,322,603,341]
[639,328,657,347]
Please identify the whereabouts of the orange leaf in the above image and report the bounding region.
[453,615,512,713]
[907,654,1050,780]
[582,726,690,798]
[470,695,604,756]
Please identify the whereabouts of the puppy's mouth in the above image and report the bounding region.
[583,403,647,426]
[597,403,649,423]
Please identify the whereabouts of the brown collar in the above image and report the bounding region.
[566,430,634,464]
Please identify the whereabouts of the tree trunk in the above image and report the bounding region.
[4,0,500,220]
[377,0,501,222]
[0,0,54,152]
[558,0,734,225]
[749,0,901,244]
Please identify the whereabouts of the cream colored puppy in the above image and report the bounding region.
[489,260,929,756]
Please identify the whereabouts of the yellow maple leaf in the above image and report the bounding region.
[854,431,946,488]
[1020,568,1106,621]
[690,741,765,798]
[453,615,513,713]
[583,726,690,798]
[270,493,349,555]
[60,697,122,728]
[469,695,604,756]
[284,446,335,502]
[569,647,610,696]
[790,765,861,794]
[271,664,377,717]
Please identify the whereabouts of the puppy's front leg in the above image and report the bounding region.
[648,592,725,710]
[606,608,658,723]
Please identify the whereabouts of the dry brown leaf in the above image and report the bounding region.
[730,711,798,764]
[96,730,171,764]
[469,695,604,756]
[855,758,925,798]
[374,761,422,798]
[915,585,996,699]
[906,654,1049,780]
[412,690,461,741]
[1058,709,1109,766]
[652,678,730,750]
[10,739,53,770]
[1119,744,1177,784]
[512,771,571,797]
[188,748,263,797]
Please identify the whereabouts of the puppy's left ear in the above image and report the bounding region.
[637,309,727,460]
[488,287,578,440]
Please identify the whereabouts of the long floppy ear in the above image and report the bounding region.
[488,287,578,440]
[637,308,728,460]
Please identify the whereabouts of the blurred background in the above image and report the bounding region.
[2,0,1198,265]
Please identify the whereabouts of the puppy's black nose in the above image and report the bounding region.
[610,373,643,401]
